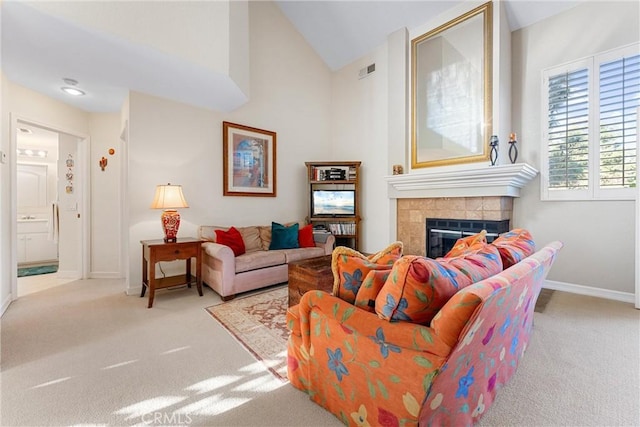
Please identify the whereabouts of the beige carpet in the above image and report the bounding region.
[206,286,289,382]
[1,279,638,426]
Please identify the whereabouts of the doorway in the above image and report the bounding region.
[11,116,89,300]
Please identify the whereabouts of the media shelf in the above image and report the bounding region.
[306,161,361,250]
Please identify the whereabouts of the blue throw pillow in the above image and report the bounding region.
[269,222,300,250]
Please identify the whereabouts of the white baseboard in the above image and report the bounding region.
[0,292,13,317]
[126,285,143,296]
[56,270,82,280]
[544,279,636,304]
[89,272,122,279]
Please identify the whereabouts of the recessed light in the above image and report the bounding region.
[61,87,85,96]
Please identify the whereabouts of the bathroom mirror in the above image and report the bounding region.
[411,1,492,168]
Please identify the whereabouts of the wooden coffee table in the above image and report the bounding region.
[288,255,333,306]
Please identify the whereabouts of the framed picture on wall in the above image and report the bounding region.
[222,121,277,197]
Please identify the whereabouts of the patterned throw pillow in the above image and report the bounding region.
[375,244,502,324]
[491,228,535,269]
[331,242,403,304]
[353,270,392,313]
[444,230,487,257]
[214,226,246,256]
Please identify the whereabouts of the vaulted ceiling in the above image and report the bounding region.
[1,1,581,114]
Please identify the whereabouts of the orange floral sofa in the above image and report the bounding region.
[286,230,562,426]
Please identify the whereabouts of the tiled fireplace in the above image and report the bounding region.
[386,163,538,257]
[397,197,513,256]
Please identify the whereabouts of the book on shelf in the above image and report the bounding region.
[312,166,350,181]
[327,222,355,235]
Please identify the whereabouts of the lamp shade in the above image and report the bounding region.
[150,184,189,209]
[150,184,188,242]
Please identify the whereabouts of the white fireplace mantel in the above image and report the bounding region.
[385,163,539,199]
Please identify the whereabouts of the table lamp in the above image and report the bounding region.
[150,183,189,242]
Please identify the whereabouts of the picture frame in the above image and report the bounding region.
[411,1,492,168]
[222,121,277,197]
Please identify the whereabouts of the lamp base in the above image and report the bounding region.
[161,209,181,242]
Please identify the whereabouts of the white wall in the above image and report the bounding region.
[89,113,121,277]
[28,1,234,78]
[330,1,638,296]
[331,45,391,252]
[512,1,639,294]
[1,71,11,314]
[125,1,332,292]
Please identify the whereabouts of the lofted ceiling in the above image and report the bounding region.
[1,1,581,114]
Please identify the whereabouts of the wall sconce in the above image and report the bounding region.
[150,184,189,242]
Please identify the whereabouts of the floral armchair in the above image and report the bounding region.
[287,232,562,426]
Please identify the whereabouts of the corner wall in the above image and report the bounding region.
[125,1,332,291]
[512,1,639,294]
[331,1,638,297]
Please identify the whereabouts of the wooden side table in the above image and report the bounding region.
[140,237,203,308]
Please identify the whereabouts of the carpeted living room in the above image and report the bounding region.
[1,276,638,426]
[1,1,639,426]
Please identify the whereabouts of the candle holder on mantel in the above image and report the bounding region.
[508,133,519,164]
[489,135,499,166]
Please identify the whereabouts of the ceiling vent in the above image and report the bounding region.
[358,63,376,80]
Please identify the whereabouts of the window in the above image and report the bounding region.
[542,43,640,200]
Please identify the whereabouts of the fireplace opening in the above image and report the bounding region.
[426,218,510,258]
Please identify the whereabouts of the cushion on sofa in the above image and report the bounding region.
[234,250,287,273]
[258,225,272,250]
[282,247,326,263]
[331,242,403,304]
[353,270,392,313]
[269,222,300,250]
[375,244,502,324]
[491,228,535,269]
[199,225,227,242]
[298,224,315,248]
[444,230,487,258]
[215,226,246,256]
[238,226,263,253]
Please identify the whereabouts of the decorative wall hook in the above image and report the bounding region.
[99,156,108,171]
[489,135,499,166]
[508,132,519,164]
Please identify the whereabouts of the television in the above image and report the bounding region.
[312,190,355,216]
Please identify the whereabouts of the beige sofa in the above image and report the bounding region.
[199,224,335,301]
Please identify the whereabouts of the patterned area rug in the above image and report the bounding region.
[205,286,289,382]
[17,264,58,277]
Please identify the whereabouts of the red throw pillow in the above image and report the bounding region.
[298,224,315,248]
[215,226,246,256]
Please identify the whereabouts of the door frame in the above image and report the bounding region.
[10,114,90,299]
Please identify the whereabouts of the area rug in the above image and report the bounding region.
[205,286,289,382]
[17,264,58,277]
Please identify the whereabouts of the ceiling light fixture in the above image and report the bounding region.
[61,87,85,96]
[17,148,48,158]
[61,77,85,96]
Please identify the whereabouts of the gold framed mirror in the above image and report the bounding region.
[411,1,492,168]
